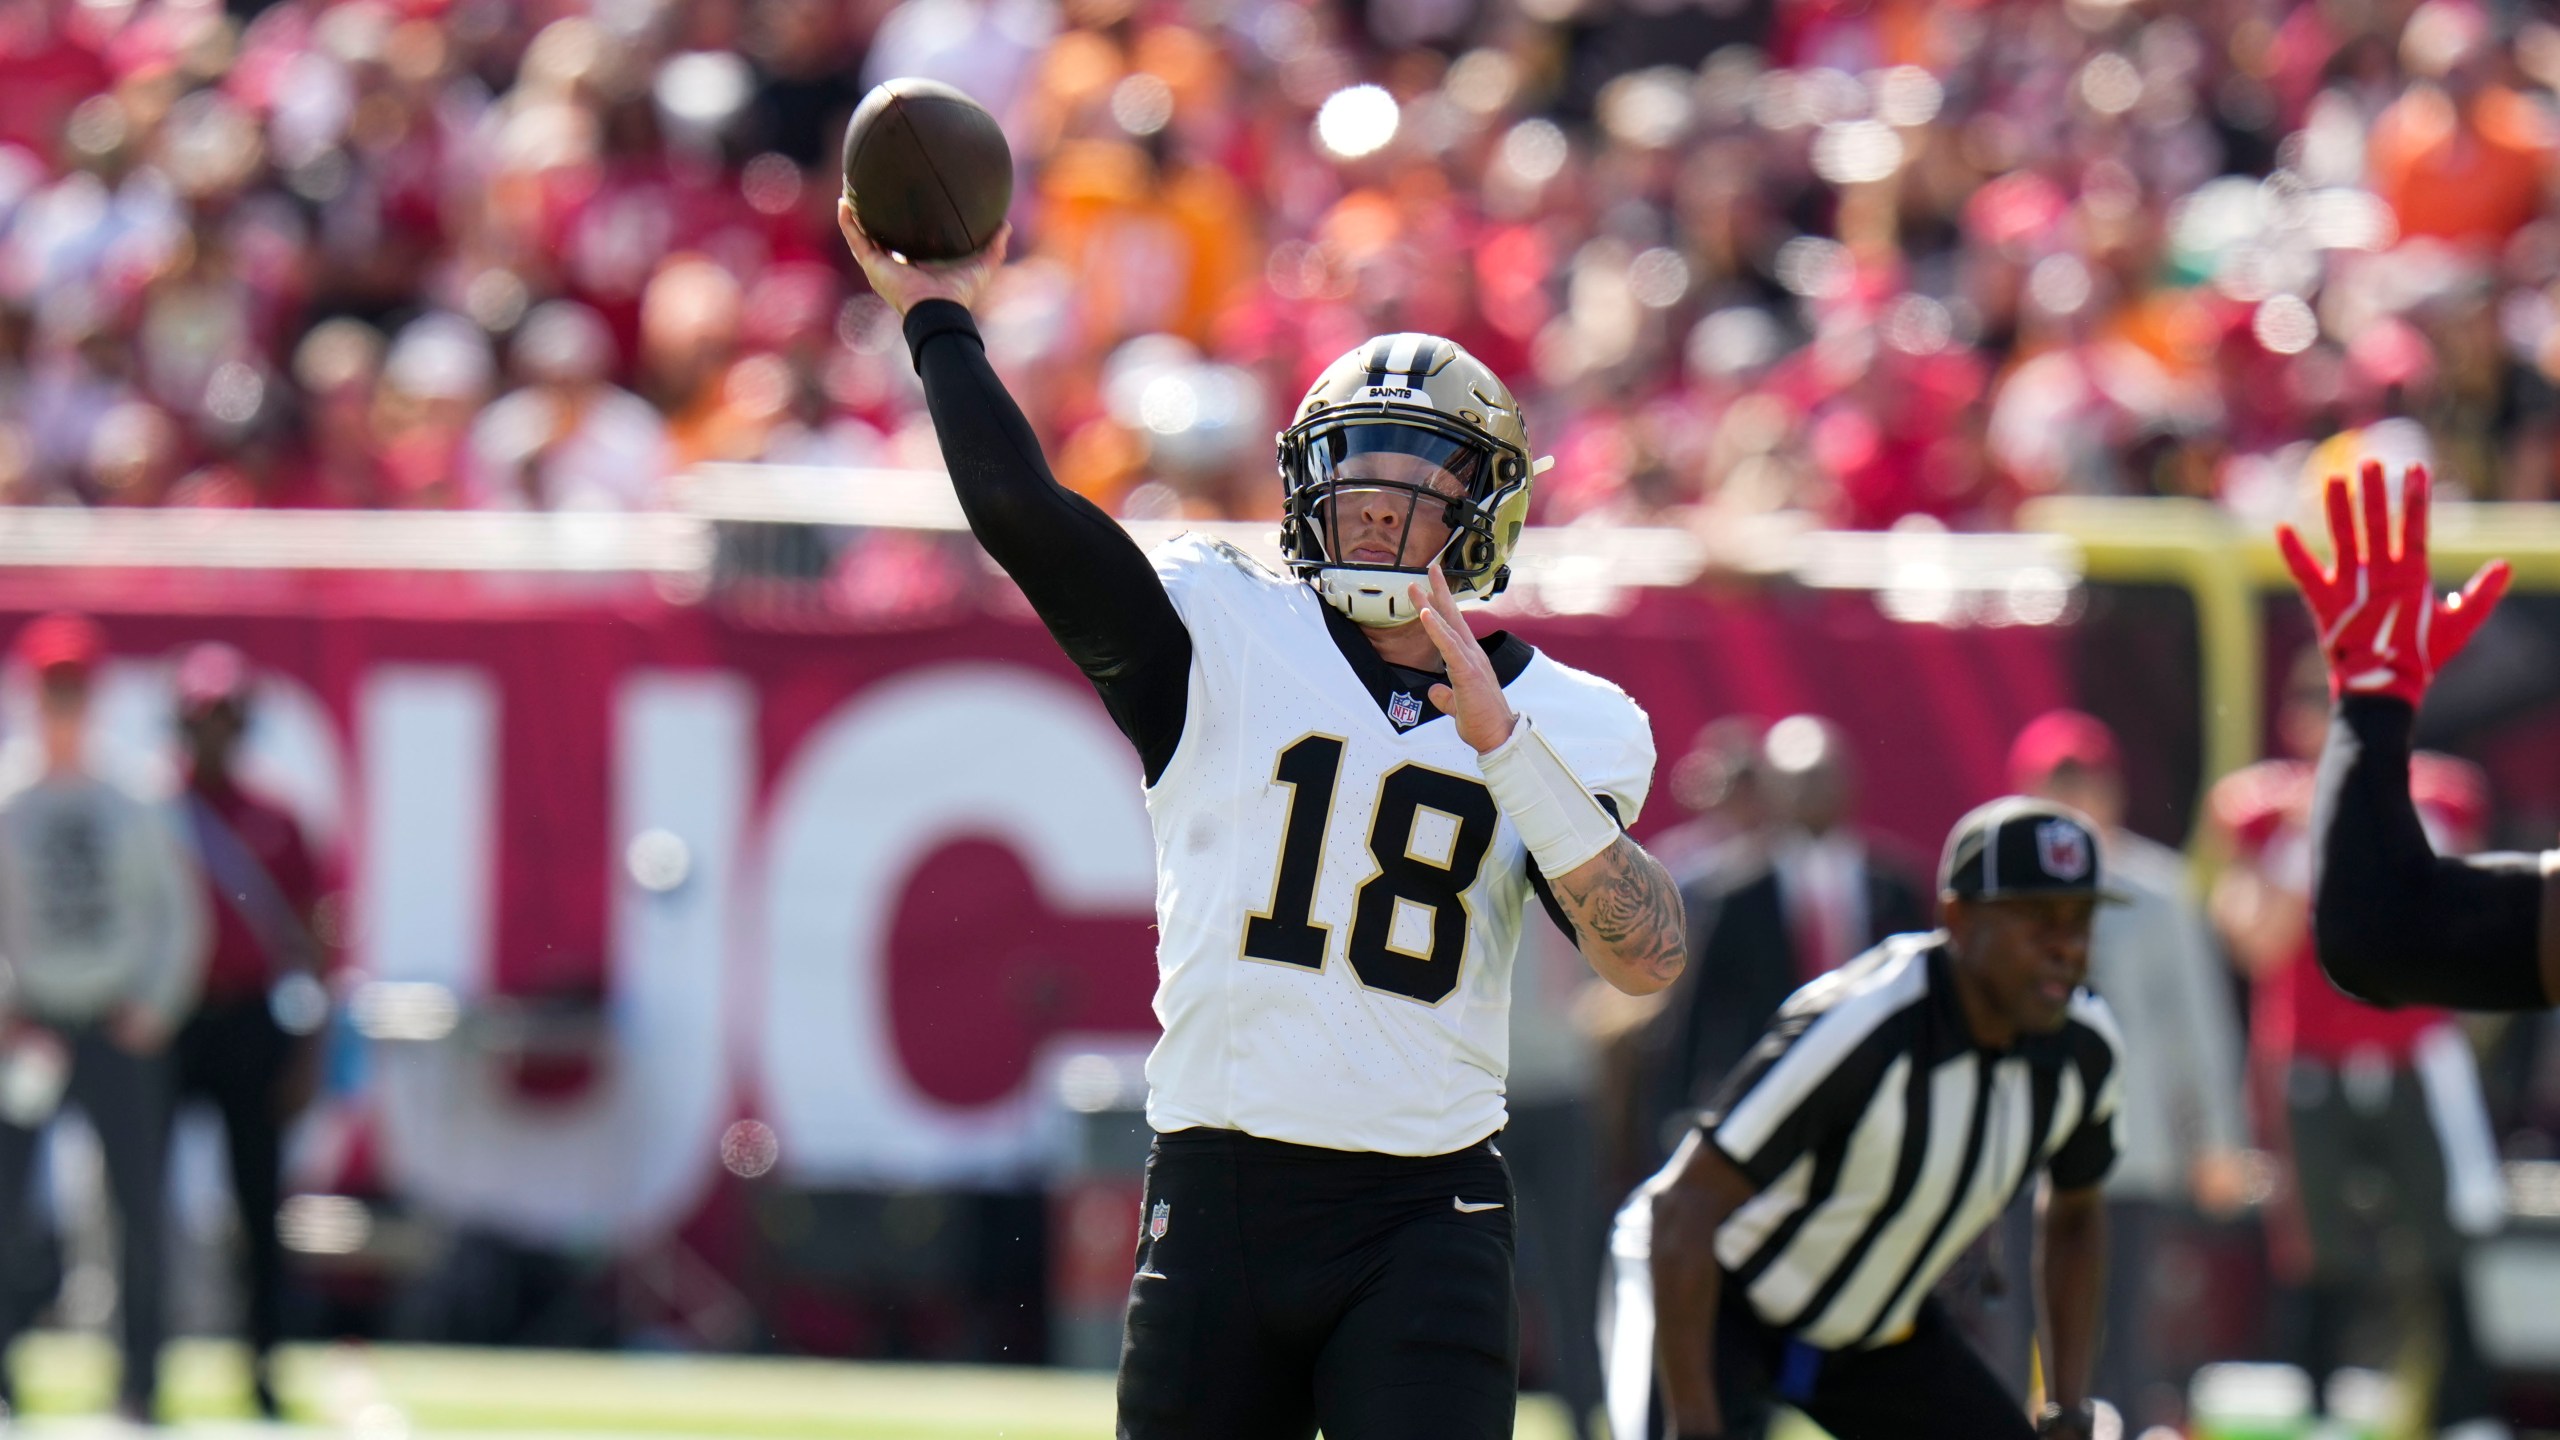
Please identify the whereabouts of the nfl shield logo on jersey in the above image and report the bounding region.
[1387,691,1423,729]
[1149,1199,1170,1241]
[2035,820,2092,881]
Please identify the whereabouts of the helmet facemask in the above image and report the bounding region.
[1280,415,1521,626]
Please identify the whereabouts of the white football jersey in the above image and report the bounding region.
[1141,535,1656,1155]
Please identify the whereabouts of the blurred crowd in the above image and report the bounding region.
[0,0,2551,530]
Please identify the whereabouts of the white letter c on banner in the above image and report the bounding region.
[366,667,748,1243]
[759,664,1156,1186]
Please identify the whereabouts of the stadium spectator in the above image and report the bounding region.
[642,254,757,470]
[0,611,208,1423]
[1643,716,1771,891]
[2012,708,2248,1431]
[376,311,494,508]
[167,641,325,1421]
[2367,1,2555,252]
[1760,716,1927,983]
[1642,714,1925,1180]
[291,317,389,509]
[1579,716,1770,1201]
[2209,649,2510,1440]
[464,298,669,510]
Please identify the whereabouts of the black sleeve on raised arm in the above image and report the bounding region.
[904,300,1192,782]
[2310,696,2550,1011]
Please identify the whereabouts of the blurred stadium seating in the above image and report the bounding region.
[0,0,2554,530]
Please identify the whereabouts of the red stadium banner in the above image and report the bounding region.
[0,578,2068,1240]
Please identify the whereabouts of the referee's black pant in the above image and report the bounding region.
[1116,1127,1519,1440]
[174,996,296,1363]
[1602,1217,2032,1439]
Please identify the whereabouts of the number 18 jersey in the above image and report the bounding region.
[1141,535,1657,1156]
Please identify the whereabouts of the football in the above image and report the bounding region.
[840,78,1014,263]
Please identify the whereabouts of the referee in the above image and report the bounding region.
[1602,797,2124,1440]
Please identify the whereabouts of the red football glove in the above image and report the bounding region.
[2275,461,2511,708]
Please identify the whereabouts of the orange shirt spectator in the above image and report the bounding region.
[2369,82,2554,248]
[1036,138,1254,351]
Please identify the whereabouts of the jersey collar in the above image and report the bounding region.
[1318,600,1535,734]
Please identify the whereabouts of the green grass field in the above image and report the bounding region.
[15,1332,2559,1440]
[19,1333,1781,1440]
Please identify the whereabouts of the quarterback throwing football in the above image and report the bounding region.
[841,214,1685,1439]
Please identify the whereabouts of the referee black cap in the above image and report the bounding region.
[1939,796,2122,903]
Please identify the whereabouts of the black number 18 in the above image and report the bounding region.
[1240,734,1499,1004]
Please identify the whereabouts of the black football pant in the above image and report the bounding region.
[175,996,296,1362]
[1710,1291,2033,1439]
[1116,1128,1519,1440]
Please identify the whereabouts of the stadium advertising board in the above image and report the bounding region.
[0,585,2065,1242]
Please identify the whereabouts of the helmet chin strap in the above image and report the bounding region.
[1313,566,1429,627]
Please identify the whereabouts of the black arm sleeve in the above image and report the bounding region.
[2310,696,2550,1011]
[905,301,1192,783]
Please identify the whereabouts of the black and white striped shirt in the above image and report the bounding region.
[1697,933,2126,1351]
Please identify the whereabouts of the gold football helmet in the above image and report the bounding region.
[1277,333,1543,626]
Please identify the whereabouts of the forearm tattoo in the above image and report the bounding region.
[1555,837,1687,987]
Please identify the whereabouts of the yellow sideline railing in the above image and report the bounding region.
[2022,496,2560,847]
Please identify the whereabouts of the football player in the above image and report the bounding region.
[840,214,1685,1440]
[2275,460,2553,1011]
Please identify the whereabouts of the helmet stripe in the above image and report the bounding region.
[1406,338,1439,382]
[1363,339,1393,387]
[1383,333,1422,376]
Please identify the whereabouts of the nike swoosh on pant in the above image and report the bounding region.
[1453,1198,1505,1213]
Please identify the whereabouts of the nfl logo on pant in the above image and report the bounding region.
[1149,1199,1170,1241]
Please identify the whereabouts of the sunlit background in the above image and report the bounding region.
[2,0,2560,1437]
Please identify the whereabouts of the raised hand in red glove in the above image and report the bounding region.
[2276,461,2511,708]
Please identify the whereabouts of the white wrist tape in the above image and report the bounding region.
[1477,715,1622,877]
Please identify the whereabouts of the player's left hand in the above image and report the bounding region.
[1412,566,1517,754]
[2275,461,2510,708]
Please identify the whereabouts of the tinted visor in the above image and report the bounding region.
[1297,421,1494,494]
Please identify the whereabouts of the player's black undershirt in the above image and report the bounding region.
[2311,696,2549,1011]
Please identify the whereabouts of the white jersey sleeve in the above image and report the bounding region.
[1133,533,1659,1155]
[1503,649,1656,833]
